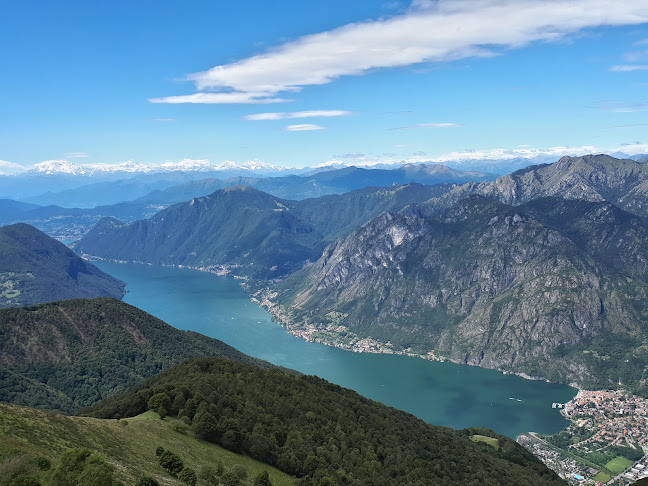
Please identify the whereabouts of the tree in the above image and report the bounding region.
[0,456,40,486]
[158,450,183,476]
[135,478,159,486]
[194,411,220,442]
[198,466,218,486]
[76,457,114,486]
[253,470,273,486]
[178,467,197,486]
[48,450,115,486]
[220,469,242,486]
[148,393,172,412]
[155,446,165,457]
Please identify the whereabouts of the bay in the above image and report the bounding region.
[96,261,576,438]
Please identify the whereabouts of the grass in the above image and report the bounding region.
[605,456,633,474]
[593,471,612,483]
[470,435,499,449]
[0,403,294,485]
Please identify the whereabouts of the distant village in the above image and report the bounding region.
[519,390,648,485]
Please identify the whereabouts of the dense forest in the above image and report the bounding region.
[0,298,279,413]
[87,357,566,486]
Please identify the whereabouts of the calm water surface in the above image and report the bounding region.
[96,261,576,438]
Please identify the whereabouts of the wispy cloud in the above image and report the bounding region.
[64,152,88,158]
[245,110,353,121]
[149,92,292,104]
[153,0,648,104]
[623,49,648,62]
[610,64,648,71]
[151,118,176,122]
[0,160,26,175]
[600,102,648,112]
[284,124,326,131]
[389,122,461,130]
[322,143,648,169]
[610,123,648,128]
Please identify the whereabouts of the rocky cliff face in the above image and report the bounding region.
[431,154,648,217]
[272,196,648,391]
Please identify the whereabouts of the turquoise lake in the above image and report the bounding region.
[96,261,577,438]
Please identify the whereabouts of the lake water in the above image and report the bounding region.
[96,261,577,438]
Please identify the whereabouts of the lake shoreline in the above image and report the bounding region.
[83,254,577,390]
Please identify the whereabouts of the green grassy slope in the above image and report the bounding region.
[86,356,566,486]
[0,402,293,485]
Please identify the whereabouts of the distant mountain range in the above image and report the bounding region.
[0,164,492,242]
[0,223,125,307]
[16,162,493,207]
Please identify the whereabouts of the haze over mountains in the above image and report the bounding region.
[0,163,492,242]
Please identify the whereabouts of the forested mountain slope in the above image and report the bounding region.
[86,356,566,486]
[0,223,125,307]
[0,298,277,413]
[76,184,451,279]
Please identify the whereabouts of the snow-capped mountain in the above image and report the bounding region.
[27,159,292,177]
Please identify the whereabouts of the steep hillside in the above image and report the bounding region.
[76,184,452,279]
[433,154,648,217]
[0,223,125,307]
[268,197,648,393]
[0,298,277,413]
[85,356,565,486]
[0,403,292,486]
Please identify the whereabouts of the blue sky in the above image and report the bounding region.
[2,0,648,170]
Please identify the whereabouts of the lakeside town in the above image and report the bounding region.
[519,390,648,485]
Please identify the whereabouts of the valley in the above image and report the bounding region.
[94,260,576,439]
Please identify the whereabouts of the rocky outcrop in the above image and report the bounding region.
[272,196,648,391]
[429,154,648,217]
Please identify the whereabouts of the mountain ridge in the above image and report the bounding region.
[267,194,648,393]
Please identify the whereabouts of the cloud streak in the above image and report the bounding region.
[284,124,326,131]
[609,64,648,71]
[245,110,353,121]
[153,0,648,104]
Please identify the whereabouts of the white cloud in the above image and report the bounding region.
[245,110,353,121]
[151,118,176,122]
[609,64,648,71]
[149,92,292,104]
[64,152,88,158]
[0,160,26,175]
[322,143,648,169]
[284,124,326,131]
[389,122,461,130]
[155,0,648,104]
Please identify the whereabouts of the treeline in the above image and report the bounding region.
[86,357,565,486]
